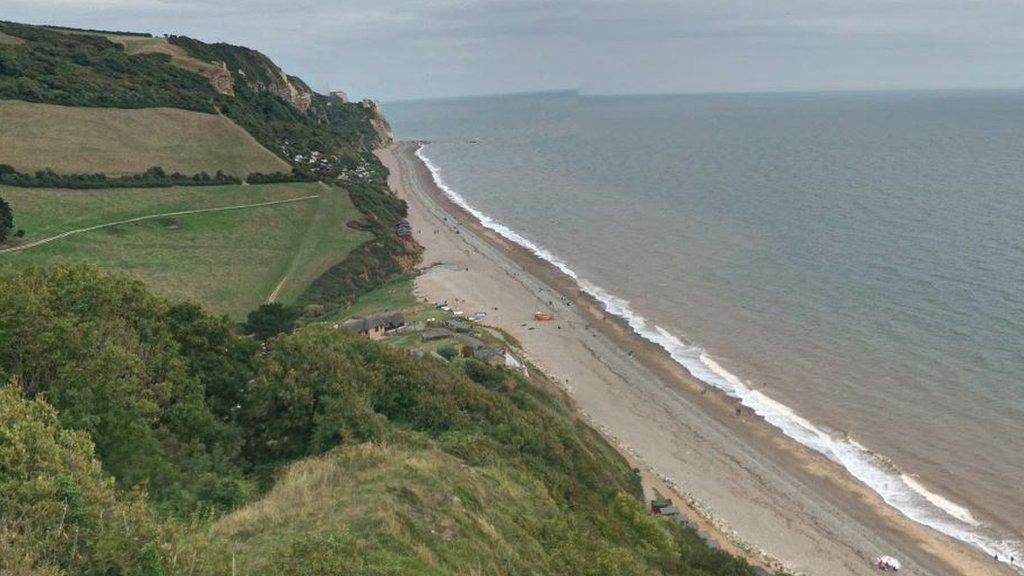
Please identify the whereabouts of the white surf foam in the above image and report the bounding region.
[413,143,1024,569]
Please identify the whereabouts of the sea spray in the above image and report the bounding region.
[414,142,1024,568]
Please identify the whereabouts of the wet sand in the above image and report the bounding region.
[378,141,1013,576]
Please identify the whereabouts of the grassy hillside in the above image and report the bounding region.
[0,20,391,171]
[0,21,218,112]
[0,265,767,576]
[0,183,370,317]
[0,20,414,316]
[106,34,228,80]
[217,442,718,576]
[0,100,288,176]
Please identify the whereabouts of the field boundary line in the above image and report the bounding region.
[0,194,320,255]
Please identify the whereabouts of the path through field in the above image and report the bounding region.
[0,194,320,255]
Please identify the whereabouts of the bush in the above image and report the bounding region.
[242,302,302,340]
[0,383,231,575]
[0,164,241,189]
[0,265,252,514]
[246,170,317,184]
[0,195,11,242]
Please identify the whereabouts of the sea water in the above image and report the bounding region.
[385,90,1024,564]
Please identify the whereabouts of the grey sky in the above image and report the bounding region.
[5,0,1024,100]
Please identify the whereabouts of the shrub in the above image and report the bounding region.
[0,164,240,189]
[0,195,11,242]
[242,302,302,340]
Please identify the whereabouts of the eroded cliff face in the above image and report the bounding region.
[270,72,312,113]
[361,99,394,146]
[236,67,312,112]
[207,62,235,96]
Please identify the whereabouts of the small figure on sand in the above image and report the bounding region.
[735,406,742,417]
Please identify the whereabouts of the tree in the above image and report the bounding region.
[0,196,12,243]
[0,382,230,575]
[242,302,302,340]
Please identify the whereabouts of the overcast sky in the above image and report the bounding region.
[6,0,1024,101]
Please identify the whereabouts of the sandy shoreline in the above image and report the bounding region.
[378,141,1013,576]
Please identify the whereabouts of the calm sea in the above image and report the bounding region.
[384,91,1024,563]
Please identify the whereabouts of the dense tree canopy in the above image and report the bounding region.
[0,22,218,111]
[0,264,765,575]
[242,302,302,340]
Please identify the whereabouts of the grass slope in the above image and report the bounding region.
[271,184,377,304]
[105,34,223,77]
[216,443,566,575]
[0,183,370,318]
[0,100,289,176]
[330,273,421,320]
[0,266,766,576]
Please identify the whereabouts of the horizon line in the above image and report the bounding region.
[383,85,1024,104]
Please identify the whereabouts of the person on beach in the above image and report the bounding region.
[735,406,742,417]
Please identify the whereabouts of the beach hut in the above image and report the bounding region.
[341,312,405,340]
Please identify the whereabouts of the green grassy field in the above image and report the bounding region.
[0,183,371,318]
[0,100,288,176]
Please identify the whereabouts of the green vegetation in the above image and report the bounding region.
[0,163,241,189]
[298,179,414,312]
[0,385,230,576]
[0,100,289,177]
[0,265,765,575]
[107,34,228,81]
[0,20,413,318]
[243,302,302,339]
[330,273,421,320]
[0,21,389,179]
[0,195,11,242]
[0,21,218,111]
[0,183,370,318]
[0,20,774,571]
[166,35,389,171]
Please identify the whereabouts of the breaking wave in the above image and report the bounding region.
[413,143,1024,569]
